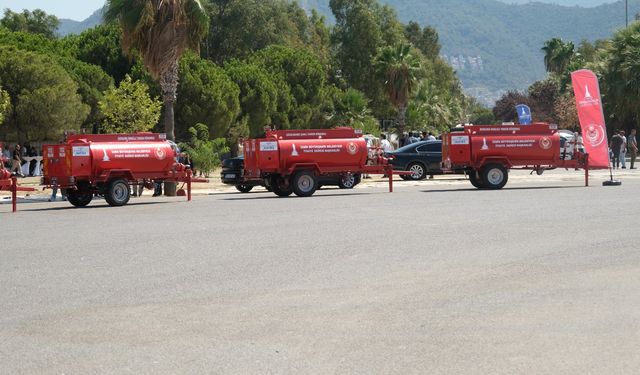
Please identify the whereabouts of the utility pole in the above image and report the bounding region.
[626,0,629,27]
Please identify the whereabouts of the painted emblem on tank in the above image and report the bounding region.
[347,142,358,155]
[155,147,166,160]
[539,137,552,150]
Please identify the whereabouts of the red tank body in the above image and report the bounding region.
[238,128,399,197]
[442,123,589,190]
[40,133,204,208]
[43,133,176,183]
[243,128,369,178]
[445,123,561,167]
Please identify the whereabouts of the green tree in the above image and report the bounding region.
[105,0,209,143]
[527,79,558,122]
[0,47,88,141]
[603,22,640,130]
[0,9,59,39]
[99,75,162,133]
[250,45,326,129]
[542,38,575,75]
[375,43,421,135]
[323,87,379,134]
[224,61,278,137]
[404,22,440,59]
[0,86,9,125]
[330,0,382,95]
[492,90,529,123]
[177,53,240,139]
[0,28,114,130]
[180,123,229,177]
[202,0,319,64]
[63,23,134,84]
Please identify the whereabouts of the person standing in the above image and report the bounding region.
[628,129,638,169]
[380,134,394,153]
[610,131,623,169]
[10,144,24,177]
[620,130,627,169]
[427,132,436,141]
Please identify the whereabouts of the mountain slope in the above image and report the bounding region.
[302,0,636,104]
[58,7,104,37]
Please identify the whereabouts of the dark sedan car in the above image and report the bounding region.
[386,140,444,180]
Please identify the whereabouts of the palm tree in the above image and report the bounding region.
[542,38,575,75]
[104,0,209,142]
[375,43,421,136]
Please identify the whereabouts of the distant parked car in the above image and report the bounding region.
[386,140,446,180]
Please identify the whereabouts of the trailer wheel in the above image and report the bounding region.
[105,179,131,206]
[468,170,484,189]
[270,176,293,197]
[292,170,317,197]
[407,162,427,180]
[338,173,357,189]
[481,164,508,189]
[235,184,253,193]
[67,190,93,207]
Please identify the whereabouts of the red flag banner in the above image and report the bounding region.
[571,69,610,168]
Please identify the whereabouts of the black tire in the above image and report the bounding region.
[481,164,508,189]
[67,190,93,207]
[338,173,357,189]
[407,162,427,180]
[270,176,293,197]
[105,179,131,206]
[235,184,253,193]
[468,170,484,189]
[292,170,317,197]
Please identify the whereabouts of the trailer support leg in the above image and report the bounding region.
[585,154,589,187]
[11,177,17,213]
[388,166,393,193]
[187,170,192,202]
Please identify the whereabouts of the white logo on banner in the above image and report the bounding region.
[585,123,606,147]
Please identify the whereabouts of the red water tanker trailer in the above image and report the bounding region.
[442,123,590,189]
[41,133,204,207]
[239,128,402,197]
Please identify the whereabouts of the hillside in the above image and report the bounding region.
[301,0,636,104]
[57,0,637,105]
[57,7,104,36]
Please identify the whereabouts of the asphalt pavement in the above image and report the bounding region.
[1,170,640,374]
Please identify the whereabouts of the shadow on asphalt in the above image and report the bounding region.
[222,192,373,201]
[422,185,583,193]
[19,201,171,212]
[210,187,345,196]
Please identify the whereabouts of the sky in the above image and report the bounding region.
[0,0,106,21]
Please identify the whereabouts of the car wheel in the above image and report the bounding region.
[292,170,317,197]
[407,162,427,180]
[105,179,131,206]
[270,176,293,197]
[481,164,508,189]
[468,170,484,189]
[235,184,253,193]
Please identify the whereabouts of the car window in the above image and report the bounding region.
[416,143,441,152]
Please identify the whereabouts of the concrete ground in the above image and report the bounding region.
[1,169,639,374]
